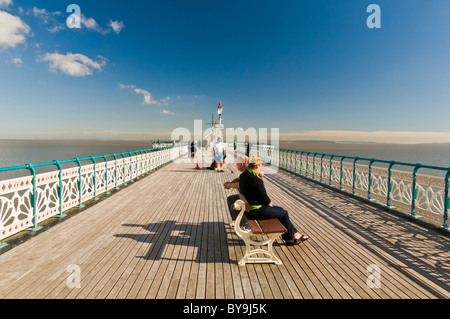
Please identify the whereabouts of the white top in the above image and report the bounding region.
[213,142,224,156]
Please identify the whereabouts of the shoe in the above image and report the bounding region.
[286,235,309,246]
[294,233,309,242]
[285,239,300,246]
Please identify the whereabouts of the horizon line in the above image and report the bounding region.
[1,137,449,146]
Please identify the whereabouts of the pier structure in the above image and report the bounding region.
[0,143,449,299]
[203,102,225,148]
[260,146,450,232]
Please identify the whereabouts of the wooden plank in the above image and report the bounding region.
[3,186,142,298]
[160,170,202,299]
[0,161,448,300]
[68,173,177,299]
[268,178,408,300]
[264,170,450,299]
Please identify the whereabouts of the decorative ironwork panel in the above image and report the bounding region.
[0,176,34,240]
[265,146,449,228]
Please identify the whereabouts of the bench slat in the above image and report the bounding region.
[258,219,287,234]
[248,220,264,234]
[248,219,287,235]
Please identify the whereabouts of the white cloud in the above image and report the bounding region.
[0,11,31,49]
[108,20,124,34]
[32,7,62,21]
[32,6,65,32]
[134,88,156,105]
[11,57,22,66]
[48,23,65,33]
[81,14,124,35]
[119,84,155,104]
[157,109,174,115]
[160,97,171,106]
[81,14,103,33]
[119,83,173,109]
[78,14,125,35]
[40,52,107,77]
[0,0,13,8]
[119,83,134,89]
[33,7,50,22]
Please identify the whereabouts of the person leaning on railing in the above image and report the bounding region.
[238,155,309,245]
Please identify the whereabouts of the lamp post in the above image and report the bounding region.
[217,102,224,129]
[204,102,224,148]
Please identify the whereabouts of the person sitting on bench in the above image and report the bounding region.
[223,155,250,228]
[223,155,250,191]
[238,155,309,245]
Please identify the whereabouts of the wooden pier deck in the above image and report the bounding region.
[0,161,449,300]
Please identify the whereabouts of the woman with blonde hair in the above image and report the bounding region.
[239,155,309,245]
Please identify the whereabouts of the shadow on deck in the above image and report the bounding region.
[266,173,450,298]
[115,221,239,263]
[0,162,448,299]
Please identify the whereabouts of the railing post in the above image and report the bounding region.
[320,154,325,183]
[112,154,119,190]
[155,148,160,169]
[74,158,85,208]
[90,156,98,201]
[368,159,376,202]
[299,151,304,176]
[290,150,295,172]
[128,152,134,182]
[339,156,346,190]
[142,150,148,175]
[26,164,42,232]
[279,148,284,169]
[121,153,127,185]
[291,150,296,172]
[149,149,155,172]
[352,157,359,195]
[294,151,300,174]
[287,150,292,172]
[305,152,311,178]
[102,155,110,195]
[329,155,335,186]
[410,164,423,219]
[312,153,318,180]
[440,169,450,231]
[386,161,396,208]
[52,160,66,218]
[137,151,144,177]
[283,149,288,170]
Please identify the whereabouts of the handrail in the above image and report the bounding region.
[257,145,450,232]
[0,144,188,247]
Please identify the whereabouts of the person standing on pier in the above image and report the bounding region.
[239,155,309,245]
[213,138,225,172]
[190,140,197,158]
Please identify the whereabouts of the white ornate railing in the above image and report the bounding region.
[0,145,188,246]
[256,146,450,232]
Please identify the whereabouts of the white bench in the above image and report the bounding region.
[233,199,287,266]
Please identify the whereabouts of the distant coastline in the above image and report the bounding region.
[279,141,450,152]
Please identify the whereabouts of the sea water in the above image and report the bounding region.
[0,139,155,180]
[0,139,449,180]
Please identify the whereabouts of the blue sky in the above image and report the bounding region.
[1,0,449,143]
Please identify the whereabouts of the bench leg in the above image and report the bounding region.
[238,233,283,266]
